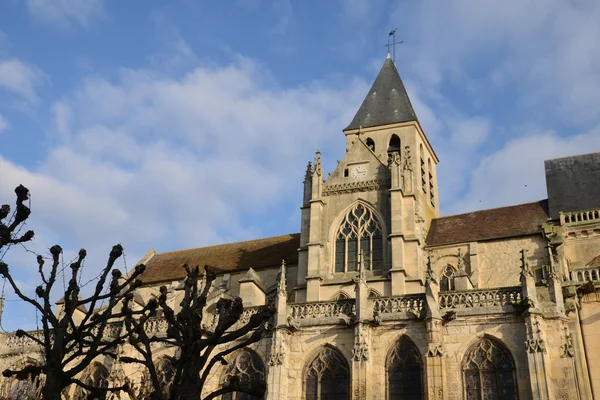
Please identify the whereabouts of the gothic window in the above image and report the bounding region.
[331,291,350,300]
[463,338,517,400]
[304,347,349,400]
[221,349,265,400]
[368,289,382,298]
[386,336,423,400]
[366,138,375,151]
[73,363,109,400]
[440,265,456,292]
[335,203,384,274]
[0,370,43,399]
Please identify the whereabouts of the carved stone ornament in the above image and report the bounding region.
[389,150,401,166]
[304,161,312,183]
[352,327,370,362]
[525,338,546,353]
[520,249,534,278]
[277,260,287,297]
[402,146,412,170]
[322,178,390,196]
[561,327,575,358]
[427,343,444,357]
[269,329,289,366]
[313,150,322,177]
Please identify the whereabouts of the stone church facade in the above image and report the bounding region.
[1,55,599,400]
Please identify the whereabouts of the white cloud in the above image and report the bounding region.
[26,0,105,27]
[450,127,600,214]
[0,114,9,133]
[0,59,43,101]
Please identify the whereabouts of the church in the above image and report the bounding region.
[1,53,600,400]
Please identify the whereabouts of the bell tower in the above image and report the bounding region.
[343,53,440,294]
[295,53,440,302]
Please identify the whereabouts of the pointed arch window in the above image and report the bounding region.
[386,336,423,400]
[419,144,426,193]
[440,265,456,292]
[366,138,375,152]
[304,347,349,400]
[73,363,109,400]
[221,349,265,400]
[335,203,384,274]
[463,338,517,400]
[0,364,44,399]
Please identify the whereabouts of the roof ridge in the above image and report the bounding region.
[155,232,300,256]
[436,199,548,219]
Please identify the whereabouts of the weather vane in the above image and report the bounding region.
[385,28,404,62]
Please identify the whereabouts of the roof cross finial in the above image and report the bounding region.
[385,28,403,63]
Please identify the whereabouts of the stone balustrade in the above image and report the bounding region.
[288,299,355,321]
[373,294,425,315]
[572,267,600,283]
[439,286,522,310]
[4,330,45,349]
[143,317,170,335]
[561,208,600,226]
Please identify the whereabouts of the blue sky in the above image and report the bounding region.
[1,0,600,330]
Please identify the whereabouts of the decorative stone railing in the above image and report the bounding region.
[373,294,425,315]
[561,208,600,226]
[572,267,600,283]
[5,329,46,348]
[439,287,522,309]
[288,299,355,320]
[143,317,169,335]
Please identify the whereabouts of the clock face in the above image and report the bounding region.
[350,165,367,179]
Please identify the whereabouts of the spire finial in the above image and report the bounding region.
[277,260,287,296]
[386,52,391,59]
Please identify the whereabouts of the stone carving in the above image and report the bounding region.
[304,161,312,182]
[401,146,414,193]
[438,287,522,309]
[427,344,444,357]
[389,150,401,166]
[525,318,546,353]
[322,178,390,196]
[402,146,412,171]
[352,326,369,362]
[313,150,322,177]
[269,329,290,366]
[457,248,466,274]
[520,249,533,278]
[561,326,575,358]
[426,251,436,284]
[288,299,355,321]
[373,294,425,315]
[277,260,287,297]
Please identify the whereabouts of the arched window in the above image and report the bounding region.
[386,336,422,400]
[221,349,265,400]
[304,347,349,400]
[0,369,44,399]
[366,138,375,152]
[463,337,517,400]
[368,289,382,298]
[388,134,401,153]
[331,291,350,300]
[440,265,456,292]
[335,203,384,274]
[73,363,109,400]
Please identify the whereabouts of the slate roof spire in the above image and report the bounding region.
[344,55,418,131]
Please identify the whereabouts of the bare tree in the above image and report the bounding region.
[121,264,274,400]
[0,185,150,400]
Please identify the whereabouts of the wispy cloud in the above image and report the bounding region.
[26,0,106,28]
[0,114,9,133]
[0,58,44,101]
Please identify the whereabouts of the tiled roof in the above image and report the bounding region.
[588,254,600,268]
[344,56,418,131]
[426,200,549,247]
[138,233,300,284]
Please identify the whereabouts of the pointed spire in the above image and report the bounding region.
[277,260,287,296]
[345,56,417,131]
[386,51,391,59]
[313,150,322,177]
[304,161,312,183]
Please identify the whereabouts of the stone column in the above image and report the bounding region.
[266,261,290,400]
[520,249,554,399]
[424,258,445,400]
[351,254,371,399]
[306,151,324,302]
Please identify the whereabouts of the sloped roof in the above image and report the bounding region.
[344,55,418,131]
[139,233,300,284]
[588,254,600,268]
[426,200,549,247]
